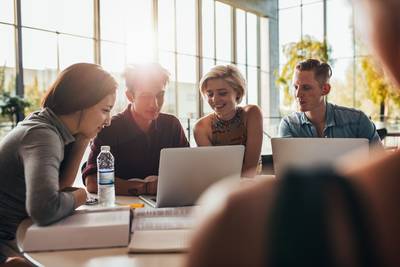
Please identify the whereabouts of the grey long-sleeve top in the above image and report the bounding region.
[0,108,76,241]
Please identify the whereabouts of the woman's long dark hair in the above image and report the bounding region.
[41,63,117,115]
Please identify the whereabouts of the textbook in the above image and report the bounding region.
[21,207,131,252]
[128,206,196,253]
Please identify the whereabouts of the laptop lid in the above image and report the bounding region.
[271,138,369,176]
[154,145,245,208]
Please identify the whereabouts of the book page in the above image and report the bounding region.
[131,206,197,232]
[75,205,131,213]
[132,216,195,231]
[128,229,192,253]
[133,206,196,218]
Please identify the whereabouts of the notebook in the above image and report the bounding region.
[21,207,131,252]
[128,206,197,253]
[140,145,244,208]
[271,137,369,176]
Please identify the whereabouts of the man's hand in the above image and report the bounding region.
[144,175,158,195]
[126,180,147,196]
[115,177,157,196]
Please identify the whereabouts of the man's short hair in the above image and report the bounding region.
[295,59,332,86]
[124,63,170,92]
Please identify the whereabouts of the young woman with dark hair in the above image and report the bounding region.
[0,63,117,266]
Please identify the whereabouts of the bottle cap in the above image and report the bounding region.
[100,145,110,152]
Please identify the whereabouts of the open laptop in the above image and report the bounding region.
[271,138,369,176]
[139,145,245,208]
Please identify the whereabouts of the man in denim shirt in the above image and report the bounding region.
[279,59,381,146]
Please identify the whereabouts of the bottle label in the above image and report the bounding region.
[98,169,114,185]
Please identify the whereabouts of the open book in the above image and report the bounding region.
[128,206,197,253]
[21,207,131,252]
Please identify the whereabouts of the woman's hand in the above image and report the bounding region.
[73,133,91,145]
[58,134,90,189]
[62,187,88,208]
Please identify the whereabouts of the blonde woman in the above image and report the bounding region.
[194,65,263,177]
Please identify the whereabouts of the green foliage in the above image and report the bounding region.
[361,58,388,105]
[0,65,5,92]
[0,65,31,127]
[360,57,400,118]
[25,76,42,114]
[277,36,331,107]
[0,92,30,127]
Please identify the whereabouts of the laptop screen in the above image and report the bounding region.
[154,145,245,208]
[271,138,369,176]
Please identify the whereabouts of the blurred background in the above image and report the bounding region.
[1,0,399,154]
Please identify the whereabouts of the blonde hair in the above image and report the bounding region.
[124,63,170,93]
[199,64,246,103]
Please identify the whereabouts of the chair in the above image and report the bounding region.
[377,128,387,141]
[261,154,274,175]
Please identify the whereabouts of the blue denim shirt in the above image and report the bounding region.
[279,102,382,145]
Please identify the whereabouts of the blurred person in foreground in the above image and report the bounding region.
[186,0,400,266]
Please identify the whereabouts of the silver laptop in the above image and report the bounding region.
[140,145,245,208]
[271,138,369,176]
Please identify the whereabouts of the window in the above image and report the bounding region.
[22,29,58,113]
[18,0,94,112]
[215,2,232,62]
[246,13,258,105]
[59,35,94,70]
[236,9,246,65]
[1,0,269,134]
[278,6,301,64]
[328,58,355,108]
[327,0,353,59]
[0,24,16,111]
[158,0,176,115]
[124,0,154,64]
[21,0,93,37]
[176,0,197,119]
[202,0,215,59]
[176,0,196,55]
[278,0,399,122]
[247,13,257,67]
[0,0,14,24]
[0,25,15,68]
[177,55,197,118]
[100,0,126,43]
[302,2,324,41]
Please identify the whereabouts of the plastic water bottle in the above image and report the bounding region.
[97,145,115,206]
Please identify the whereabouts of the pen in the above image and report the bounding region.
[116,202,145,209]
[128,203,145,208]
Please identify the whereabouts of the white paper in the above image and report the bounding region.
[128,229,192,253]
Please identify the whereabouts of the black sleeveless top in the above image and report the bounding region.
[267,168,380,267]
[210,107,247,146]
